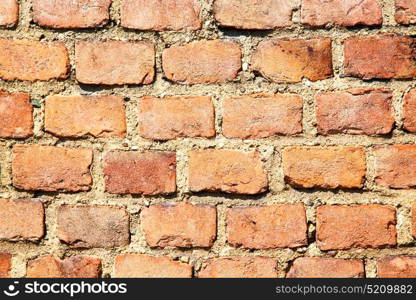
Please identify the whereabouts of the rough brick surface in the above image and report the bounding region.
[316,205,397,250]
[103,151,176,195]
[0,254,11,278]
[198,257,278,278]
[395,0,416,24]
[0,92,33,138]
[0,0,18,26]
[121,0,201,31]
[213,0,297,29]
[377,256,416,278]
[222,94,303,139]
[316,89,394,136]
[413,205,416,238]
[162,40,241,84]
[45,95,126,138]
[0,39,69,81]
[114,254,192,278]
[57,206,130,248]
[141,202,216,248]
[344,35,416,79]
[32,0,111,28]
[0,199,44,241]
[374,145,416,189]
[189,150,268,194]
[27,255,101,278]
[12,145,93,192]
[301,0,382,27]
[226,204,307,249]
[403,89,416,133]
[283,146,366,189]
[138,96,215,140]
[252,38,333,83]
[75,40,155,85]
[286,258,365,278]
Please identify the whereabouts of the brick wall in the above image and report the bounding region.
[0,0,416,278]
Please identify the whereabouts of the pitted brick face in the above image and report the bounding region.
[0,92,33,138]
[0,254,11,278]
[287,258,365,278]
[0,0,18,26]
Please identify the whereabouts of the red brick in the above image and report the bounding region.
[114,254,192,278]
[121,0,201,31]
[0,92,33,138]
[0,199,44,241]
[75,40,155,85]
[103,151,176,195]
[189,149,268,194]
[377,256,416,278]
[226,204,307,249]
[57,205,130,248]
[27,255,101,278]
[283,146,366,189]
[0,0,18,26]
[213,0,297,29]
[222,94,303,139]
[403,89,416,133]
[374,145,416,189]
[162,40,241,84]
[198,257,278,278]
[0,39,69,81]
[32,0,110,28]
[252,38,333,83]
[0,254,11,278]
[316,89,394,136]
[141,202,216,248]
[286,258,365,278]
[395,0,416,24]
[45,95,126,138]
[344,35,416,79]
[12,145,93,192]
[316,205,397,250]
[301,0,382,27]
[138,96,215,140]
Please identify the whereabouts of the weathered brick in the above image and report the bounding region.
[226,204,307,249]
[12,145,93,192]
[103,151,176,195]
[162,40,241,84]
[75,40,155,85]
[45,95,126,138]
[374,145,416,189]
[0,92,33,138]
[316,89,394,136]
[27,255,101,278]
[0,199,44,241]
[189,149,268,194]
[252,38,333,83]
[403,89,416,133]
[32,0,110,28]
[0,0,18,26]
[141,202,216,248]
[301,0,382,27]
[121,0,201,31]
[114,254,192,278]
[316,205,397,250]
[213,0,297,29]
[222,94,303,139]
[57,205,130,248]
[0,39,69,81]
[377,256,416,278]
[286,258,365,278]
[138,96,215,140]
[198,257,278,278]
[395,0,416,24]
[283,146,366,189]
[344,35,416,79]
[0,254,11,278]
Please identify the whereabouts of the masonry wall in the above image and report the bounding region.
[0,0,416,278]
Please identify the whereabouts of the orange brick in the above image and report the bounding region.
[0,92,33,138]
[286,258,365,278]
[45,95,126,138]
[141,202,216,248]
[162,40,241,84]
[395,0,416,24]
[75,40,155,85]
[0,254,11,278]
[403,89,416,133]
[114,254,192,278]
[12,145,93,192]
[0,0,18,26]
[138,96,215,140]
[377,256,416,278]
[226,204,307,249]
[317,205,397,250]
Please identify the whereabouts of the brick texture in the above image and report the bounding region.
[377,256,416,278]
[0,0,18,26]
[0,254,11,278]
[0,92,33,138]
[395,0,416,24]
[403,89,416,133]
[286,258,365,278]
[412,205,416,239]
